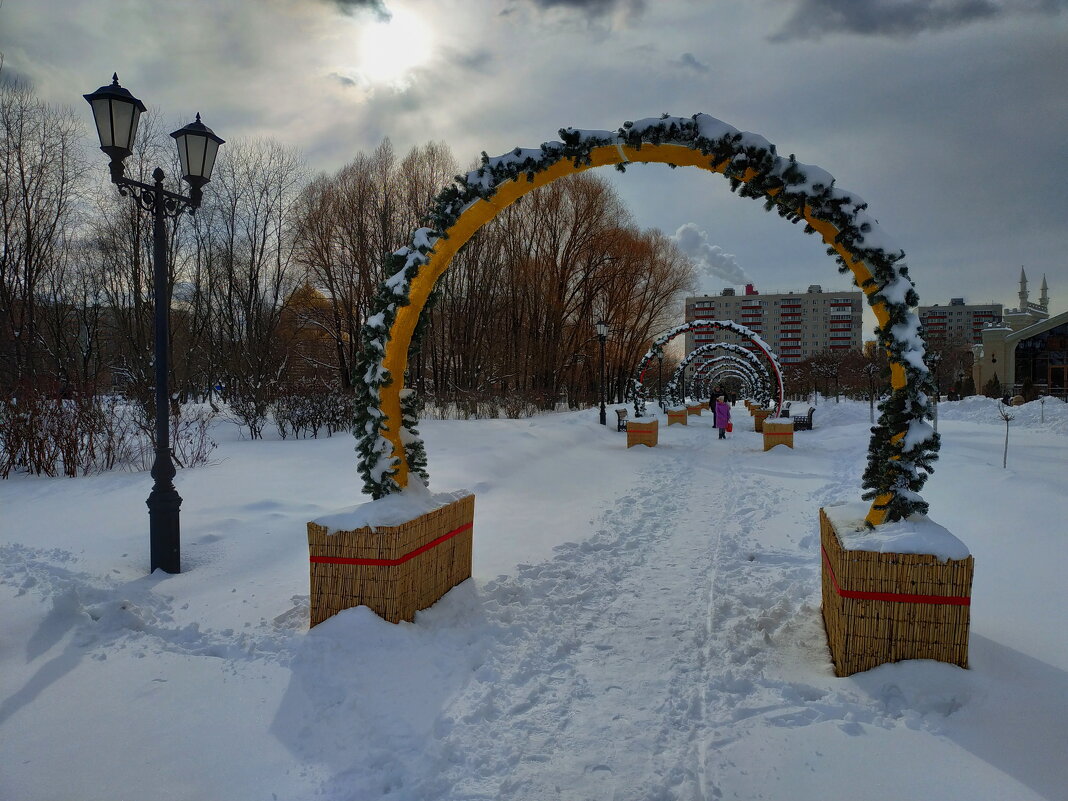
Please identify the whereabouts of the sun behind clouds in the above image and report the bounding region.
[343,4,434,88]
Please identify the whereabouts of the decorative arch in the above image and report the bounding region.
[668,342,772,405]
[679,356,764,403]
[701,368,757,399]
[628,320,783,417]
[685,356,764,403]
[355,113,939,526]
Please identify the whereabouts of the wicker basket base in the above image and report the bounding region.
[686,403,704,416]
[667,409,687,426]
[308,494,474,625]
[627,419,658,447]
[762,420,794,450]
[820,507,973,676]
[753,410,771,432]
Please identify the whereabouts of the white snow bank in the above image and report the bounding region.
[312,479,471,533]
[824,501,970,561]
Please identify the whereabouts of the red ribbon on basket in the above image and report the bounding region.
[821,545,970,606]
[311,522,473,567]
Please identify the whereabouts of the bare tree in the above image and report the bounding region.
[206,138,305,436]
[997,400,1014,468]
[0,79,85,393]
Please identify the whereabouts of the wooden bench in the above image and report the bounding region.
[792,407,815,431]
[615,408,628,432]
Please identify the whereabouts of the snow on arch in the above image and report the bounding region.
[356,112,939,526]
[701,367,757,398]
[670,342,772,405]
[628,319,784,418]
[687,356,765,403]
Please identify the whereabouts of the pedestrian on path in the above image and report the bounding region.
[714,395,731,440]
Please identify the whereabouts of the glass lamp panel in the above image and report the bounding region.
[183,135,208,179]
[175,136,191,179]
[110,100,137,151]
[90,99,114,147]
[200,138,220,180]
[126,105,142,152]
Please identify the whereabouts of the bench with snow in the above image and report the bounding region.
[792,407,815,431]
[615,408,628,432]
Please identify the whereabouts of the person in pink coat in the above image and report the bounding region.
[714,395,731,440]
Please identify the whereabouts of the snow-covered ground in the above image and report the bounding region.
[2,396,1066,801]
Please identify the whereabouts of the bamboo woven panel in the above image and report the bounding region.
[667,409,688,426]
[819,507,973,676]
[627,420,658,448]
[308,494,475,626]
[753,410,771,432]
[762,420,794,450]
[686,404,704,416]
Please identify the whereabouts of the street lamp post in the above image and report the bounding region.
[928,351,942,432]
[84,75,224,574]
[596,319,608,425]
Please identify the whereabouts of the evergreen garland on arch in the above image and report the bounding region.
[627,319,782,417]
[677,359,763,405]
[668,343,772,406]
[354,112,938,522]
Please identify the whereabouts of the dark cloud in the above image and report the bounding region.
[329,72,358,88]
[450,48,495,74]
[674,52,710,73]
[326,0,391,22]
[0,59,32,89]
[771,0,1064,41]
[521,0,646,18]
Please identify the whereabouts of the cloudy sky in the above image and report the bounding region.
[3,0,1065,330]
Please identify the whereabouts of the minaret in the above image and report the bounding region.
[1039,274,1049,309]
[1018,267,1029,310]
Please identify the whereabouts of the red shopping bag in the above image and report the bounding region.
[726,422,733,432]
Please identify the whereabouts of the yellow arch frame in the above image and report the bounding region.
[378,143,906,525]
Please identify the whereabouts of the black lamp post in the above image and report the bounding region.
[84,75,224,574]
[596,319,608,425]
[928,351,942,432]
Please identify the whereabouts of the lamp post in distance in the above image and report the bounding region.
[652,342,664,410]
[596,319,608,425]
[84,74,224,575]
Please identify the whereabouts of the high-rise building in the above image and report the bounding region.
[916,298,1002,345]
[683,283,864,365]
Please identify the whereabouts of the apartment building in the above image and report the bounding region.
[683,284,864,365]
[916,298,1003,345]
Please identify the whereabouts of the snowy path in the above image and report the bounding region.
[312,417,838,801]
[3,398,1066,801]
